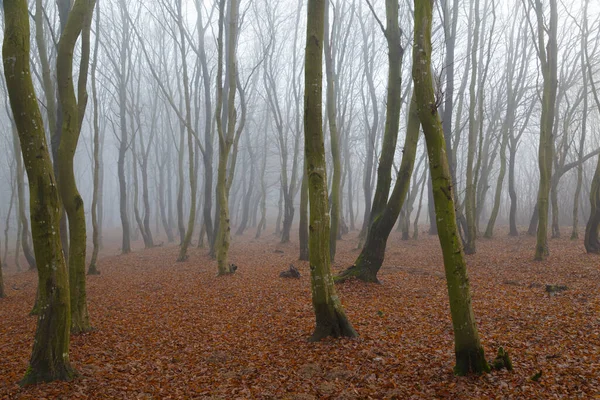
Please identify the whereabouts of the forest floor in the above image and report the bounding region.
[1,228,600,399]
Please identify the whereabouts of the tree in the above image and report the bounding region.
[56,0,96,334]
[3,0,75,384]
[585,156,600,253]
[464,0,481,254]
[531,0,558,260]
[335,0,410,283]
[412,0,489,375]
[88,0,102,275]
[572,0,589,240]
[336,92,420,283]
[324,0,342,261]
[584,12,600,253]
[215,0,240,275]
[304,0,357,342]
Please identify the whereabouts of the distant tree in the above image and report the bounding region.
[3,0,75,384]
[88,0,102,275]
[304,0,357,341]
[412,0,489,375]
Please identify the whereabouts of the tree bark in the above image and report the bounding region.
[305,0,357,341]
[56,0,95,334]
[412,0,489,375]
[88,0,101,275]
[336,93,420,283]
[3,0,76,383]
[533,0,558,261]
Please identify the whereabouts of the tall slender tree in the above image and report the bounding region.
[56,0,96,334]
[412,0,489,375]
[531,0,558,260]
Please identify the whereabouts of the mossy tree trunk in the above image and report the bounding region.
[3,0,76,384]
[299,170,309,261]
[56,0,96,335]
[412,0,489,375]
[335,0,410,283]
[532,0,558,261]
[11,124,36,270]
[336,93,420,283]
[304,0,357,342]
[215,0,238,275]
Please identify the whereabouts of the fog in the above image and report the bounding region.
[0,0,599,264]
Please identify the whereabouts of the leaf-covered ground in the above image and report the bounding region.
[1,229,600,399]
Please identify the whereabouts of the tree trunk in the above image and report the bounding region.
[324,0,341,261]
[573,2,589,240]
[484,116,508,238]
[304,0,357,341]
[585,155,600,253]
[299,171,309,260]
[464,0,480,255]
[88,0,101,275]
[412,0,489,375]
[117,0,131,254]
[3,0,76,383]
[12,126,36,270]
[56,0,95,334]
[215,0,238,275]
[508,147,519,236]
[235,136,255,236]
[336,93,420,283]
[533,0,558,261]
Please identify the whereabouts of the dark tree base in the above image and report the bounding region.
[87,265,101,275]
[309,307,358,342]
[20,364,77,386]
[453,346,490,376]
[71,324,94,335]
[334,264,380,284]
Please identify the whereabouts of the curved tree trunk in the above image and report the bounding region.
[56,0,95,334]
[336,93,419,283]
